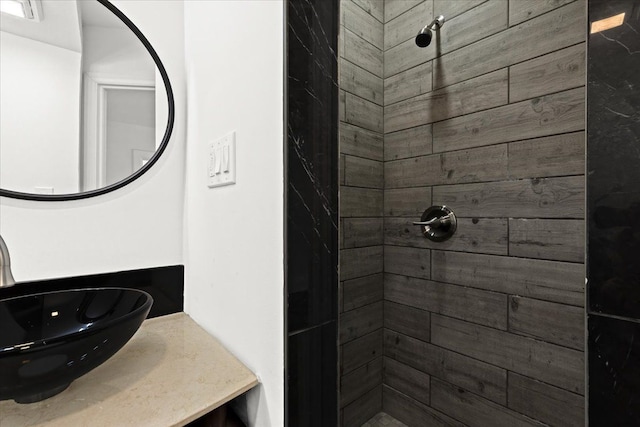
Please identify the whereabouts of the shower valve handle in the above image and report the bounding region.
[412,214,451,228]
[413,206,457,242]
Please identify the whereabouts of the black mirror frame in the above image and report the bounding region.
[0,0,175,202]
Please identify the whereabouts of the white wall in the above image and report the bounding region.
[82,24,155,81]
[0,0,186,282]
[0,31,82,194]
[183,1,284,427]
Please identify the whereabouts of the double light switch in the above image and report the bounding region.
[208,131,236,188]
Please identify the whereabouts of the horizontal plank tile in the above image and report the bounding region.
[431,251,584,306]
[509,0,576,26]
[508,131,585,179]
[385,144,508,188]
[432,1,585,89]
[343,273,384,312]
[437,0,508,56]
[384,245,430,279]
[384,37,433,79]
[384,217,508,255]
[510,43,586,102]
[342,329,383,374]
[431,315,584,394]
[341,357,383,407]
[340,186,383,217]
[340,301,383,343]
[351,0,384,23]
[341,246,383,281]
[509,296,585,350]
[433,87,585,152]
[342,27,384,78]
[340,155,346,185]
[383,385,466,427]
[384,300,430,342]
[343,218,384,248]
[340,59,384,105]
[434,0,487,19]
[339,89,346,121]
[384,357,430,406]
[384,62,433,105]
[384,188,432,217]
[432,176,585,219]
[509,218,585,262]
[344,156,384,189]
[384,0,423,23]
[384,124,433,161]
[384,1,432,50]
[508,372,585,426]
[340,122,383,161]
[345,92,384,133]
[431,378,544,427]
[384,0,507,78]
[385,69,508,133]
[342,1,384,49]
[384,329,507,404]
[385,273,508,329]
[343,385,382,427]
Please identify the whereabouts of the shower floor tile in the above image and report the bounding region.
[361,412,408,427]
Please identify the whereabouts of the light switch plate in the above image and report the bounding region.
[207,131,236,188]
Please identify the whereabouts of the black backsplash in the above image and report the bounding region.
[588,0,640,424]
[285,0,339,425]
[0,265,183,318]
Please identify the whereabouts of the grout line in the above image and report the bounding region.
[384,172,586,191]
[384,40,586,92]
[383,278,584,328]
[341,56,385,82]
[349,0,385,26]
[385,246,587,265]
[386,326,585,397]
[288,319,336,337]
[342,19,384,52]
[588,311,640,325]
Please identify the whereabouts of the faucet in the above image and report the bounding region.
[0,235,16,288]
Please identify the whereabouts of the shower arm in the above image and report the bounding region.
[422,15,445,32]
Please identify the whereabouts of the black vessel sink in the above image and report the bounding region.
[0,288,152,403]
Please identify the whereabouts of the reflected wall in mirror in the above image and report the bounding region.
[0,0,173,200]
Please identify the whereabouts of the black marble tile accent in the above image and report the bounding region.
[587,0,640,318]
[589,315,640,426]
[0,265,183,318]
[286,0,339,333]
[288,322,339,427]
[285,0,339,425]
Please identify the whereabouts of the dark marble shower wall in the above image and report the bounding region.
[587,1,640,425]
[286,0,339,426]
[381,1,586,426]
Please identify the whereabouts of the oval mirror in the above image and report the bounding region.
[0,0,174,201]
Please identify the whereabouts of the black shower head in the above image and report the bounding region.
[415,28,432,47]
[416,15,445,48]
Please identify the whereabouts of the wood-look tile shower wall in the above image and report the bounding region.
[338,1,385,425]
[381,1,586,426]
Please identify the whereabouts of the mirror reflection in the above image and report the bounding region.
[0,0,168,195]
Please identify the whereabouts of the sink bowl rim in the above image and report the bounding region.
[0,287,153,355]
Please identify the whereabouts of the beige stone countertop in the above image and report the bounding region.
[0,313,259,427]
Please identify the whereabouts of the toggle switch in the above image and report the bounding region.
[223,145,230,172]
[214,147,222,174]
[208,145,216,177]
[207,131,236,188]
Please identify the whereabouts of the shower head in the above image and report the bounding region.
[415,28,433,47]
[416,15,445,48]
